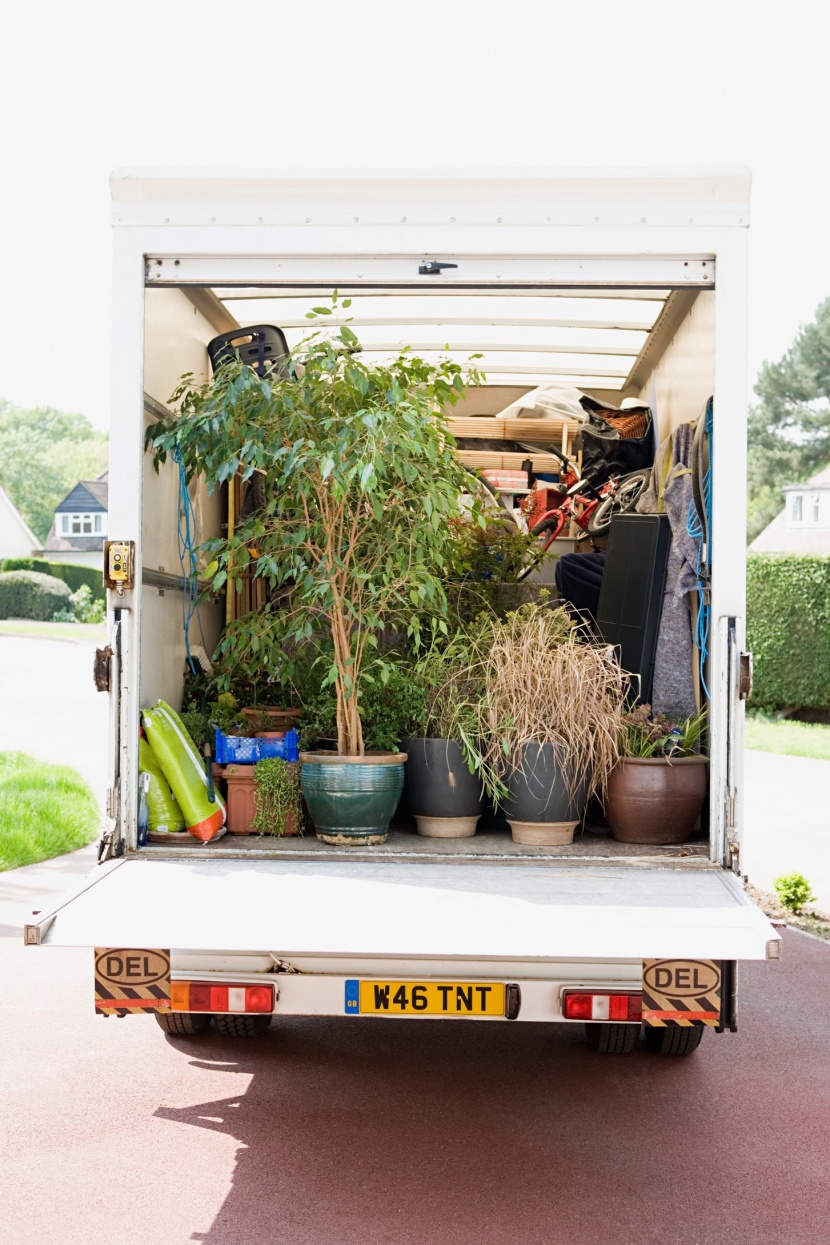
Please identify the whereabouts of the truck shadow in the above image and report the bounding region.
[154,1014,712,1245]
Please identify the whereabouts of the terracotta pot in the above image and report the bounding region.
[219,764,299,836]
[605,755,708,845]
[220,765,257,835]
[242,707,301,731]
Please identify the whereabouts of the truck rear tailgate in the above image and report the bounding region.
[27,858,779,961]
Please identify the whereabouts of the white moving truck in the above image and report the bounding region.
[26,169,778,1055]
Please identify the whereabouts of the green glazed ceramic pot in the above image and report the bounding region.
[300,752,407,846]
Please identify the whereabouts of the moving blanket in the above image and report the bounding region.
[638,422,699,718]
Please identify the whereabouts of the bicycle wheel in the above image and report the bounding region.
[516,512,567,582]
[585,469,652,537]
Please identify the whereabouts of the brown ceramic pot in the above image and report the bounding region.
[605,755,708,845]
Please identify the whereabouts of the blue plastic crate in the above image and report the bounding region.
[214,727,300,765]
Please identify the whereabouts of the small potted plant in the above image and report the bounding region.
[253,757,302,837]
[481,604,628,845]
[604,706,708,845]
[403,641,486,838]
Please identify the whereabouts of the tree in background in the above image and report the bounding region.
[0,401,107,542]
[748,298,830,542]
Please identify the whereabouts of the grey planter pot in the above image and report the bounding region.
[403,738,484,838]
[501,742,589,846]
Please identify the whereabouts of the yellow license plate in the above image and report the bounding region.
[347,980,506,1017]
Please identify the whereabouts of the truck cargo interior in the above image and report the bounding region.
[139,273,716,865]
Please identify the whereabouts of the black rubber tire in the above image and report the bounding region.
[213,1013,272,1038]
[644,1025,704,1056]
[586,469,652,536]
[155,1011,211,1036]
[584,1022,641,1053]
[529,512,567,540]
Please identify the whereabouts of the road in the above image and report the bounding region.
[0,923,828,1245]
[0,633,108,803]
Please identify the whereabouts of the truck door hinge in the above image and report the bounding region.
[93,646,112,692]
[725,789,737,830]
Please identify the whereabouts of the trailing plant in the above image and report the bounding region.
[149,295,483,756]
[253,758,302,837]
[617,705,707,759]
[773,871,816,914]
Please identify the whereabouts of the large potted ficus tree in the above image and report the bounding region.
[149,299,481,845]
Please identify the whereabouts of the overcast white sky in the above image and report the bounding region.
[2,0,829,430]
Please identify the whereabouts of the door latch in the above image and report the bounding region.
[93,646,112,692]
[418,260,458,276]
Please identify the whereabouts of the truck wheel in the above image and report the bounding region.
[584,1022,641,1053]
[155,1012,211,1036]
[213,1014,271,1038]
[644,1025,704,1055]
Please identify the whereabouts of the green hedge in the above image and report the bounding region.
[746,554,830,711]
[1,558,103,601]
[0,571,72,621]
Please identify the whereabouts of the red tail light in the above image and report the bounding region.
[562,991,642,1022]
[171,982,274,1014]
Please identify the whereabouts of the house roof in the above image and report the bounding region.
[42,524,104,554]
[55,471,108,514]
[782,464,830,492]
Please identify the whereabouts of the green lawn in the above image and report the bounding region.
[0,619,105,643]
[746,715,830,761]
[0,753,100,871]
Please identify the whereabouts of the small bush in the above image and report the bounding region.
[747,555,830,712]
[1,558,104,602]
[773,872,816,914]
[0,571,72,621]
[53,584,106,625]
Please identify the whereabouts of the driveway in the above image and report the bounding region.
[743,749,830,907]
[0,922,827,1245]
[0,633,107,804]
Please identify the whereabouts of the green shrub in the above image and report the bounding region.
[0,571,72,621]
[746,555,830,712]
[1,557,104,602]
[52,584,106,625]
[773,872,816,914]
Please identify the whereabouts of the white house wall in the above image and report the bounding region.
[0,485,39,560]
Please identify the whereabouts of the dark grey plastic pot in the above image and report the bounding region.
[501,742,589,846]
[403,738,484,838]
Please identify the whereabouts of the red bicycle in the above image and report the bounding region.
[515,448,651,581]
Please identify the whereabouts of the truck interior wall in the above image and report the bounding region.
[638,290,715,439]
[140,288,224,710]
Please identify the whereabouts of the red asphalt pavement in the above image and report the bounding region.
[1,928,828,1245]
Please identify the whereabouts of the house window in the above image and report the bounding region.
[61,514,69,534]
[70,513,94,535]
[791,494,803,523]
[94,514,102,533]
[811,494,821,524]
